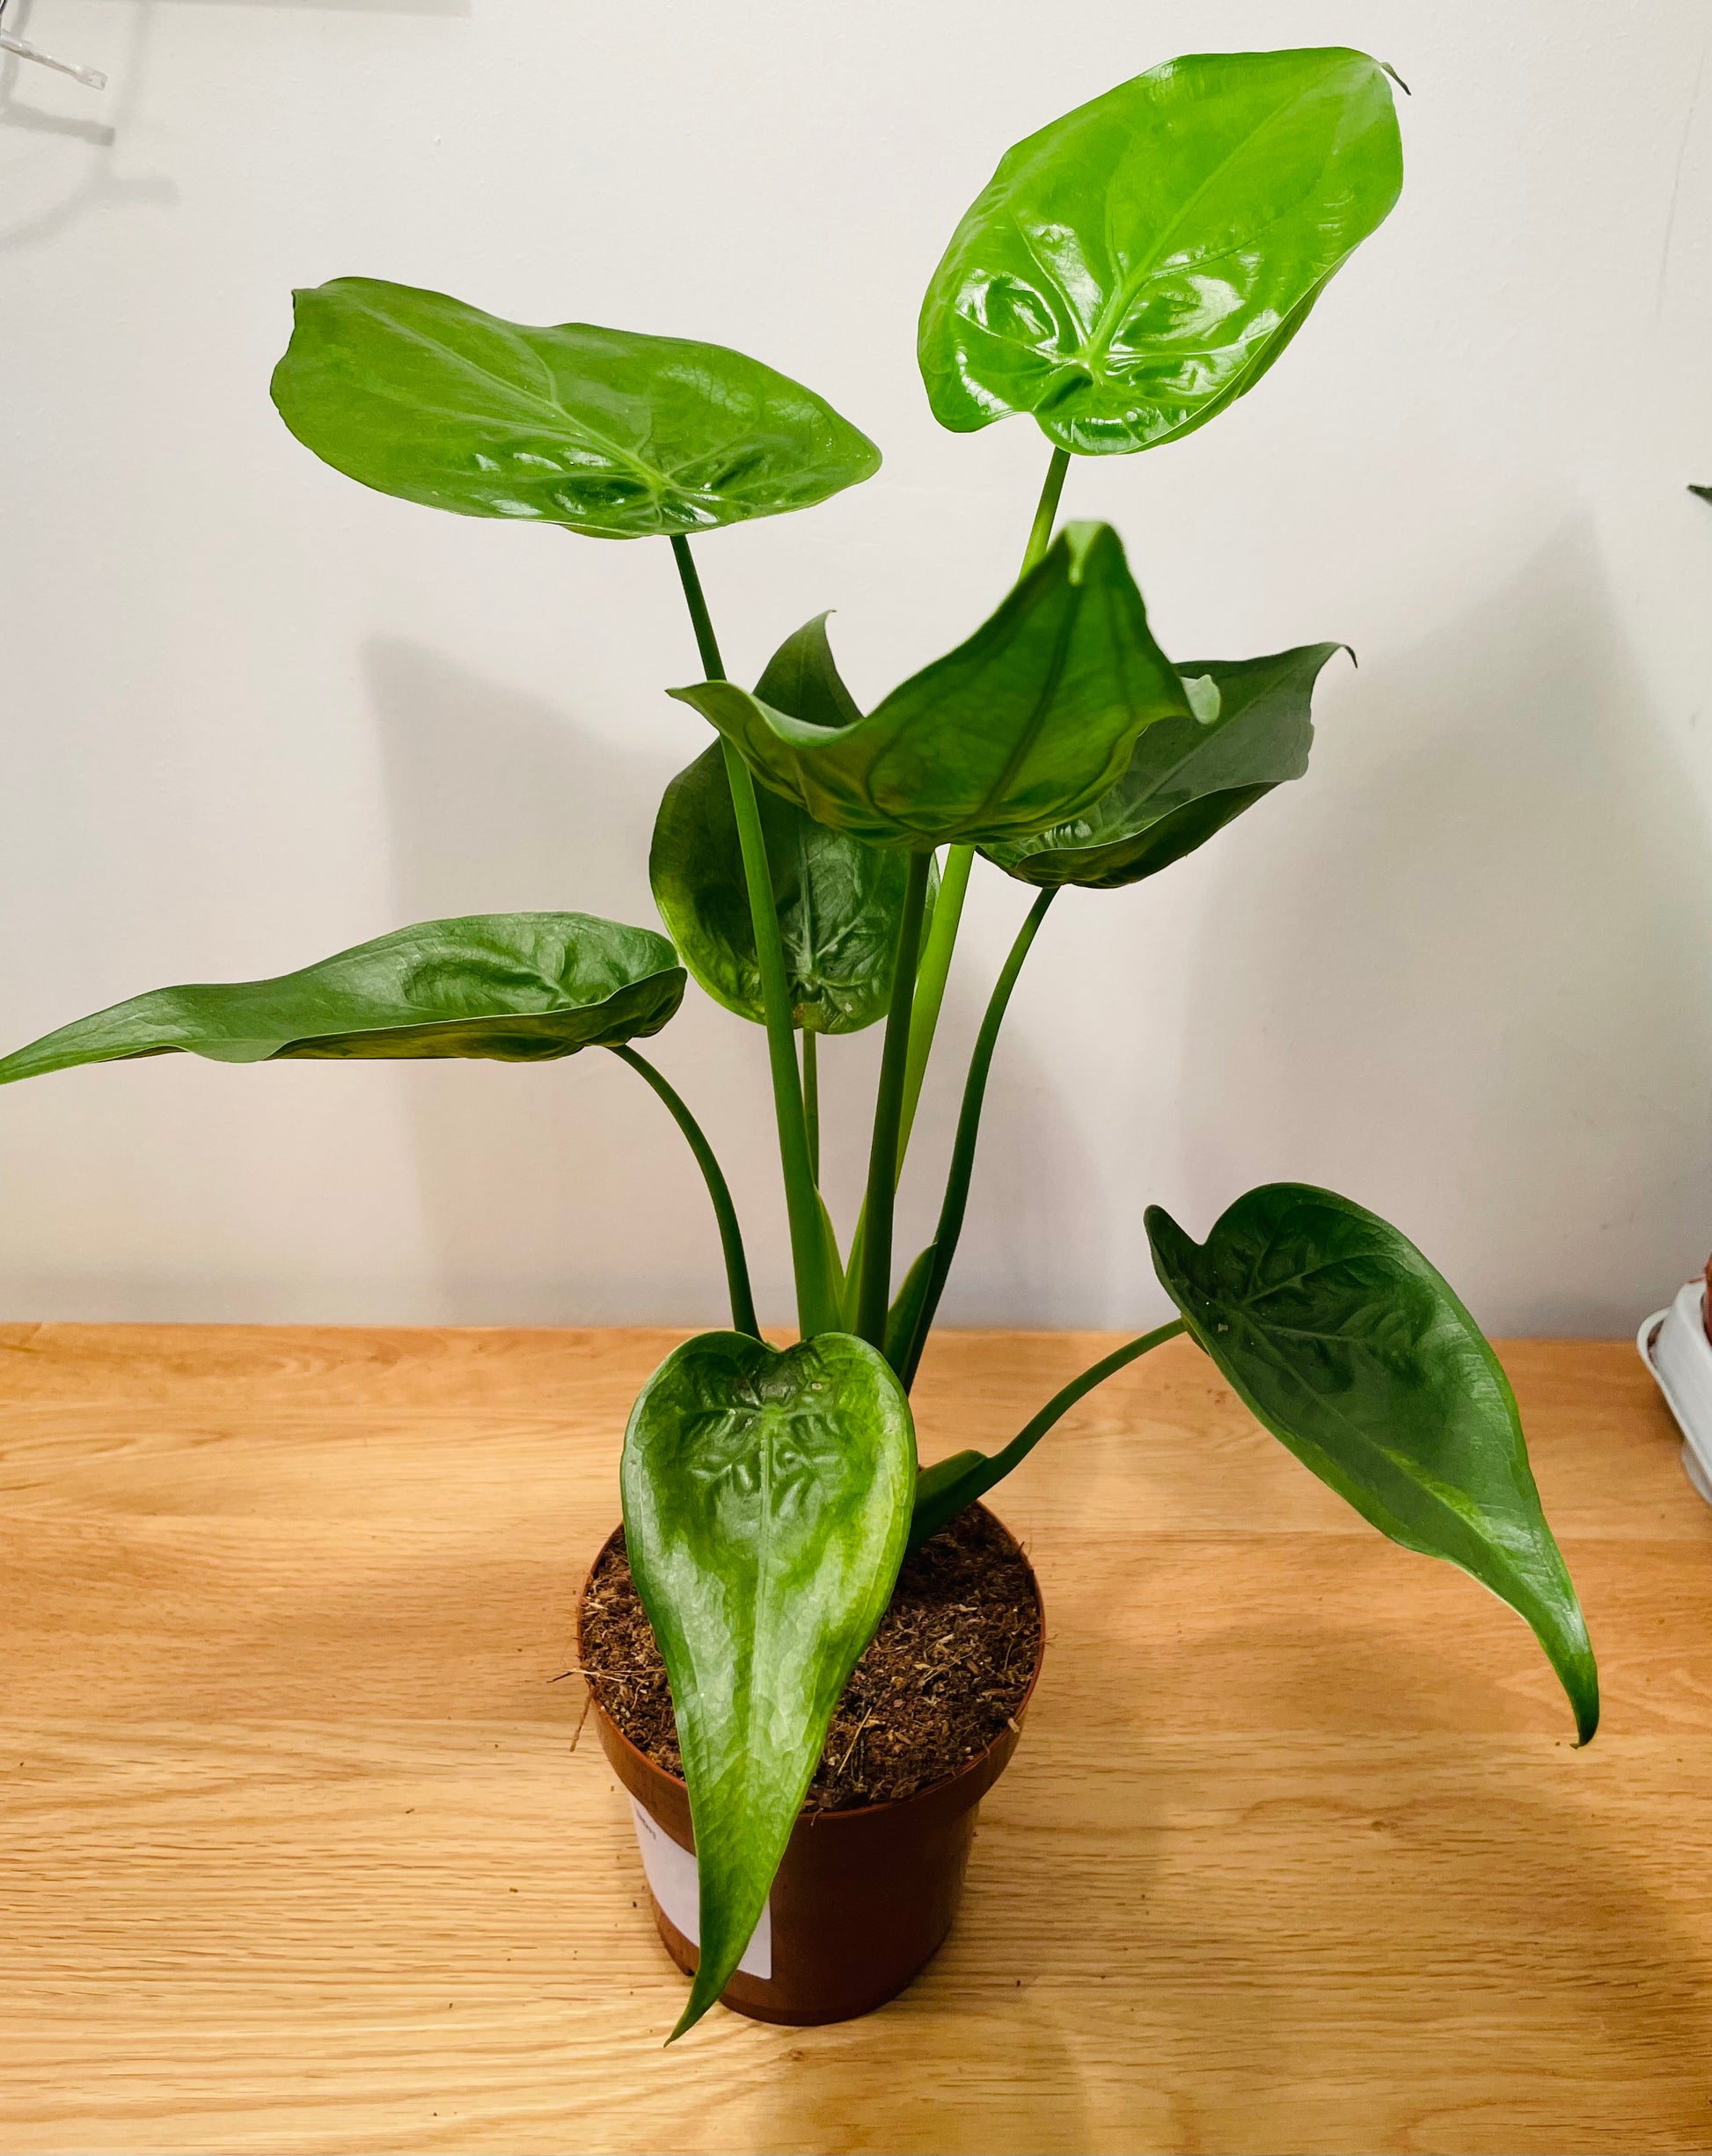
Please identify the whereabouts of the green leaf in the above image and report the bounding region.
[1691,484,1712,505]
[651,615,935,1033]
[0,913,684,1082]
[271,277,881,539]
[621,1330,915,2036]
[1145,1184,1599,1742]
[670,524,1191,849]
[983,642,1343,889]
[883,1242,938,1379]
[918,48,1404,456]
[753,609,865,730]
[815,1189,845,1287]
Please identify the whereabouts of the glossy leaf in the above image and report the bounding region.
[651,612,935,1034]
[984,642,1343,889]
[0,914,684,1082]
[1146,1184,1599,1742]
[919,48,1404,455]
[272,278,881,539]
[671,524,1192,849]
[622,1330,915,2036]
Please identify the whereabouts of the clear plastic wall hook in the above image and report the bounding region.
[0,0,106,90]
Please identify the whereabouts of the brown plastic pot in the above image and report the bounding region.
[576,1505,1045,2028]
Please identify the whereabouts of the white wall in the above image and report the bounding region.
[1,0,1708,1336]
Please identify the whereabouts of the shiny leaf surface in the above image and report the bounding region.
[621,1331,915,2035]
[1146,1184,1599,1742]
[651,615,933,1034]
[0,914,684,1082]
[919,48,1403,455]
[671,524,1191,849]
[272,278,881,539]
[984,642,1343,889]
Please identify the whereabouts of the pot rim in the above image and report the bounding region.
[575,1498,1047,1825]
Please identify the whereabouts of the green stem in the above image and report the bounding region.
[1006,1320,1187,1462]
[876,448,1073,1265]
[906,1319,1187,1549]
[896,843,970,1175]
[1021,446,1072,579]
[801,1029,820,1184]
[899,886,1057,1387]
[608,1044,759,1339]
[853,850,933,1346]
[669,534,837,1337]
[838,838,973,1314]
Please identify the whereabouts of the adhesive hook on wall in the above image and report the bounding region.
[0,0,106,89]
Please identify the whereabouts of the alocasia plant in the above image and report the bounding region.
[0,47,1598,2038]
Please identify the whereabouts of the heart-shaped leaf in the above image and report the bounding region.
[622,1330,915,2036]
[1146,1184,1599,1742]
[272,278,881,539]
[984,642,1343,889]
[919,48,1404,456]
[0,913,684,1082]
[670,524,1191,849]
[650,623,934,1033]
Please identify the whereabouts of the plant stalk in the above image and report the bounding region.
[608,1044,758,1339]
[669,534,838,1337]
[899,885,1057,1385]
[888,447,1073,1188]
[801,1028,820,1184]
[853,849,933,1346]
[906,1318,1187,1549]
[1021,446,1072,577]
[1006,1318,1187,1461]
[896,844,969,1174]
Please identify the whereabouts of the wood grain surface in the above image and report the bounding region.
[2,1322,1709,2155]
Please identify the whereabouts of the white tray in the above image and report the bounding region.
[1638,1280,1712,1506]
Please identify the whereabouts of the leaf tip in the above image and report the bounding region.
[665,1959,728,2043]
[1379,59,1413,95]
[1057,519,1114,585]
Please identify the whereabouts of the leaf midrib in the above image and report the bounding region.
[343,293,693,498]
[1079,75,1335,371]
[964,579,1087,831]
[1219,1311,1562,1614]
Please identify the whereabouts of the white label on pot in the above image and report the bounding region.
[628,1797,772,1980]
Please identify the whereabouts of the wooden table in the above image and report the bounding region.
[2,1324,1708,2155]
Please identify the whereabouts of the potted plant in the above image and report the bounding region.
[0,46,1598,2040]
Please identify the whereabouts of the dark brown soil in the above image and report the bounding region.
[577,1503,1042,1811]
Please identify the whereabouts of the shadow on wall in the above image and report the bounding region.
[1171,521,1712,1336]
[367,636,808,1326]
[0,0,168,246]
[0,0,465,255]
